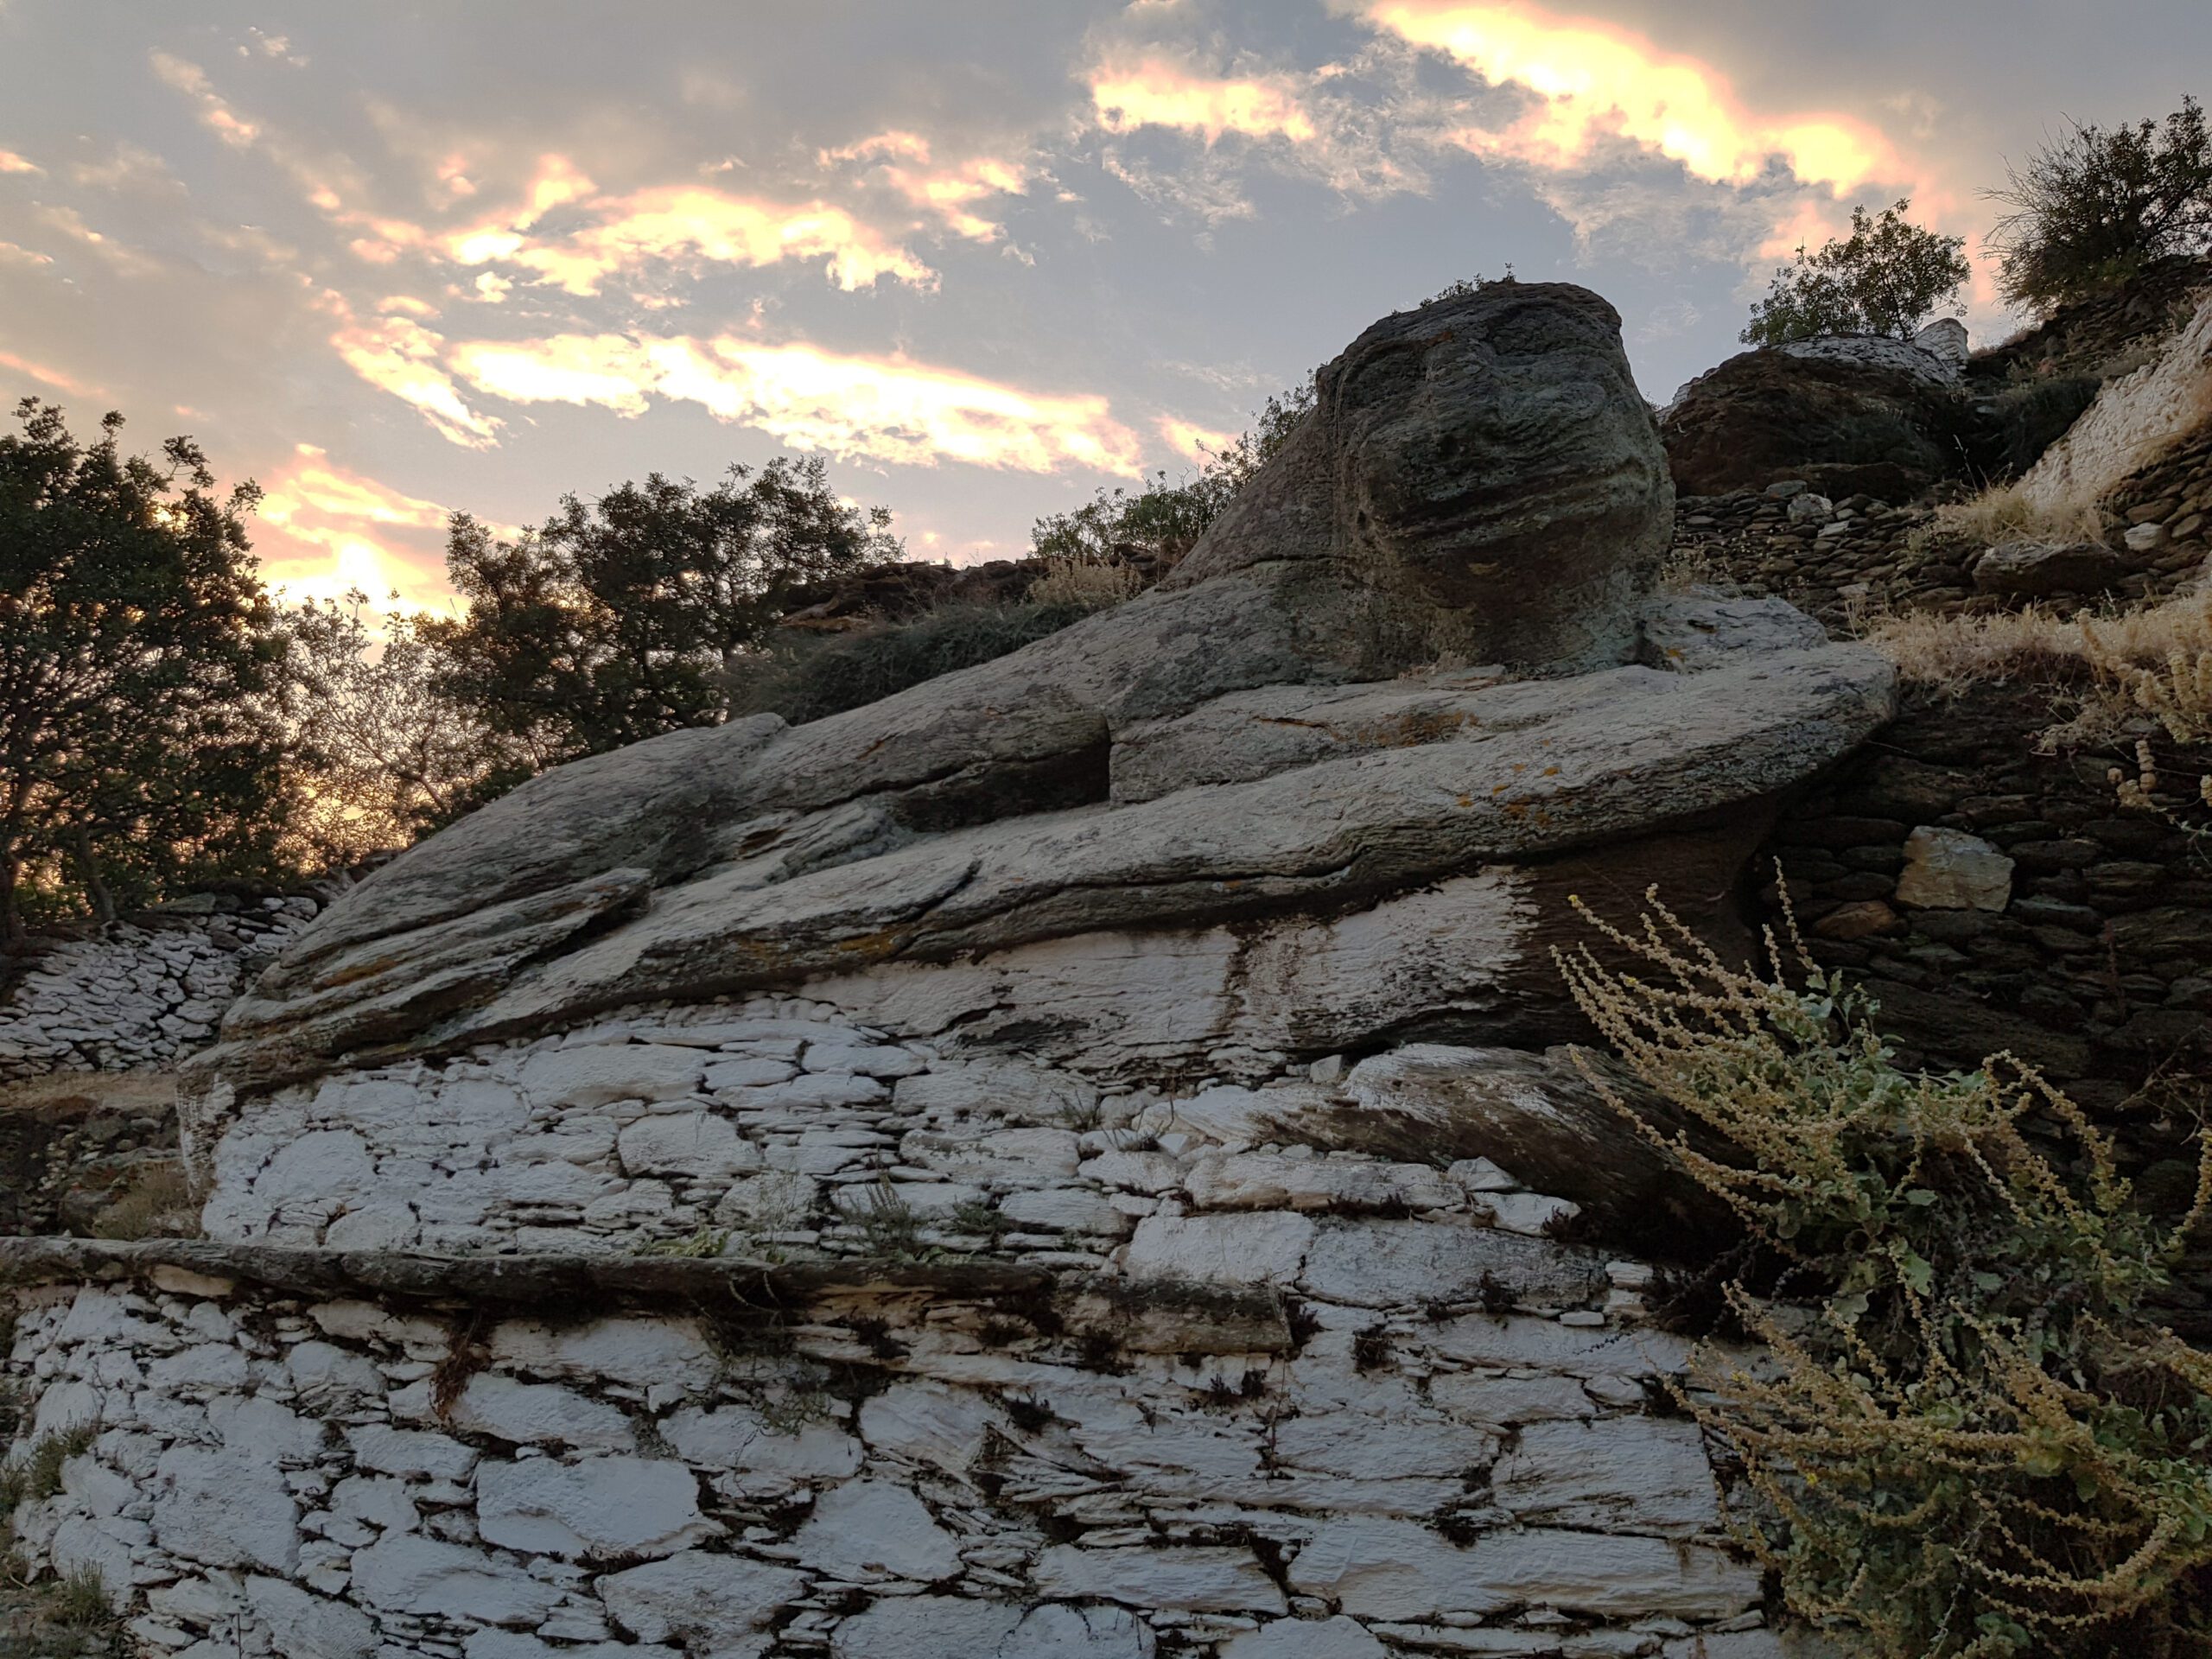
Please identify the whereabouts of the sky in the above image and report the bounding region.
[0,2,2201,613]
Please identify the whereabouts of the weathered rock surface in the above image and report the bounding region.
[1662,341,1986,499]
[1971,537,2131,596]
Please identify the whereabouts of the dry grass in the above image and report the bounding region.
[1929,478,2106,548]
[1868,589,2212,697]
[86,1161,196,1242]
[1026,554,1141,607]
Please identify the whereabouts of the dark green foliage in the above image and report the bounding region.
[1987,97,2212,314]
[0,400,296,941]
[723,600,1099,725]
[1741,199,1972,346]
[421,456,898,764]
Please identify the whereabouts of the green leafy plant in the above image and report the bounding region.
[1556,887,2212,1657]
[1741,199,1972,346]
[1986,96,2212,314]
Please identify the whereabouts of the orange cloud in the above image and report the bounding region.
[449,333,1142,475]
[0,149,41,175]
[252,444,455,609]
[322,295,501,448]
[1365,2,1901,196]
[343,155,939,296]
[0,349,92,397]
[1155,414,1239,466]
[1091,57,1319,143]
[822,131,1033,242]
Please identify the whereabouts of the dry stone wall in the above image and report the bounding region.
[0,995,1795,1658]
[0,899,318,1085]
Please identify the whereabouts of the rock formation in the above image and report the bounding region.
[6,283,1890,1659]
[1662,333,1986,499]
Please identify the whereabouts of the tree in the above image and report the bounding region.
[1741,200,1972,346]
[1986,96,2212,314]
[421,457,899,763]
[1028,380,1315,569]
[0,399,295,942]
[281,592,528,868]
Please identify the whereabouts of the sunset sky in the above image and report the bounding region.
[0,2,2197,612]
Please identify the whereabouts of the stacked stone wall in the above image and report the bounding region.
[0,898,318,1085]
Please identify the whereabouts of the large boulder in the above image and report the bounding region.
[184,283,1893,1145]
[1662,339,1984,499]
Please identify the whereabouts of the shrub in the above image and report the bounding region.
[1986,97,2212,314]
[721,600,1103,725]
[1741,199,1972,346]
[1556,888,2212,1657]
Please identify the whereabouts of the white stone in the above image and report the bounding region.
[1492,1418,1719,1536]
[487,1316,722,1392]
[1033,1544,1288,1613]
[243,1574,378,1659]
[791,1480,961,1582]
[1894,826,2013,912]
[286,1341,386,1407]
[702,1055,800,1090]
[465,1634,682,1659]
[1077,1148,1185,1194]
[348,1532,563,1624]
[208,1395,327,1463]
[1221,1617,1387,1658]
[436,1374,635,1450]
[1185,1150,1459,1213]
[661,1405,863,1480]
[346,1425,479,1482]
[149,1444,299,1573]
[252,1129,378,1208]
[477,1455,716,1558]
[517,1043,704,1109]
[997,1185,1134,1234]
[596,1549,807,1643]
[618,1111,763,1179]
[330,1475,418,1535]
[829,1595,1020,1659]
[856,1382,997,1475]
[1125,1212,1314,1285]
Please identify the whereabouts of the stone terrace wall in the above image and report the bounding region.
[0,1240,1781,1657]
[0,898,318,1085]
[200,997,1604,1268]
[1671,460,2211,632]
[1754,682,2212,1325]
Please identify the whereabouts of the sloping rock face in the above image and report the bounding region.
[1662,340,1986,499]
[188,283,1889,1130]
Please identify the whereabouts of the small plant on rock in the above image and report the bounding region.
[1557,887,2212,1657]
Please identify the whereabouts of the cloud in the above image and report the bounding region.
[1091,55,1319,143]
[1155,413,1237,465]
[31,205,165,277]
[1363,1,1904,196]
[342,155,941,296]
[448,332,1143,474]
[69,142,184,194]
[322,295,502,448]
[0,149,41,175]
[0,348,92,396]
[252,444,454,608]
[820,130,1034,242]
[149,51,264,149]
